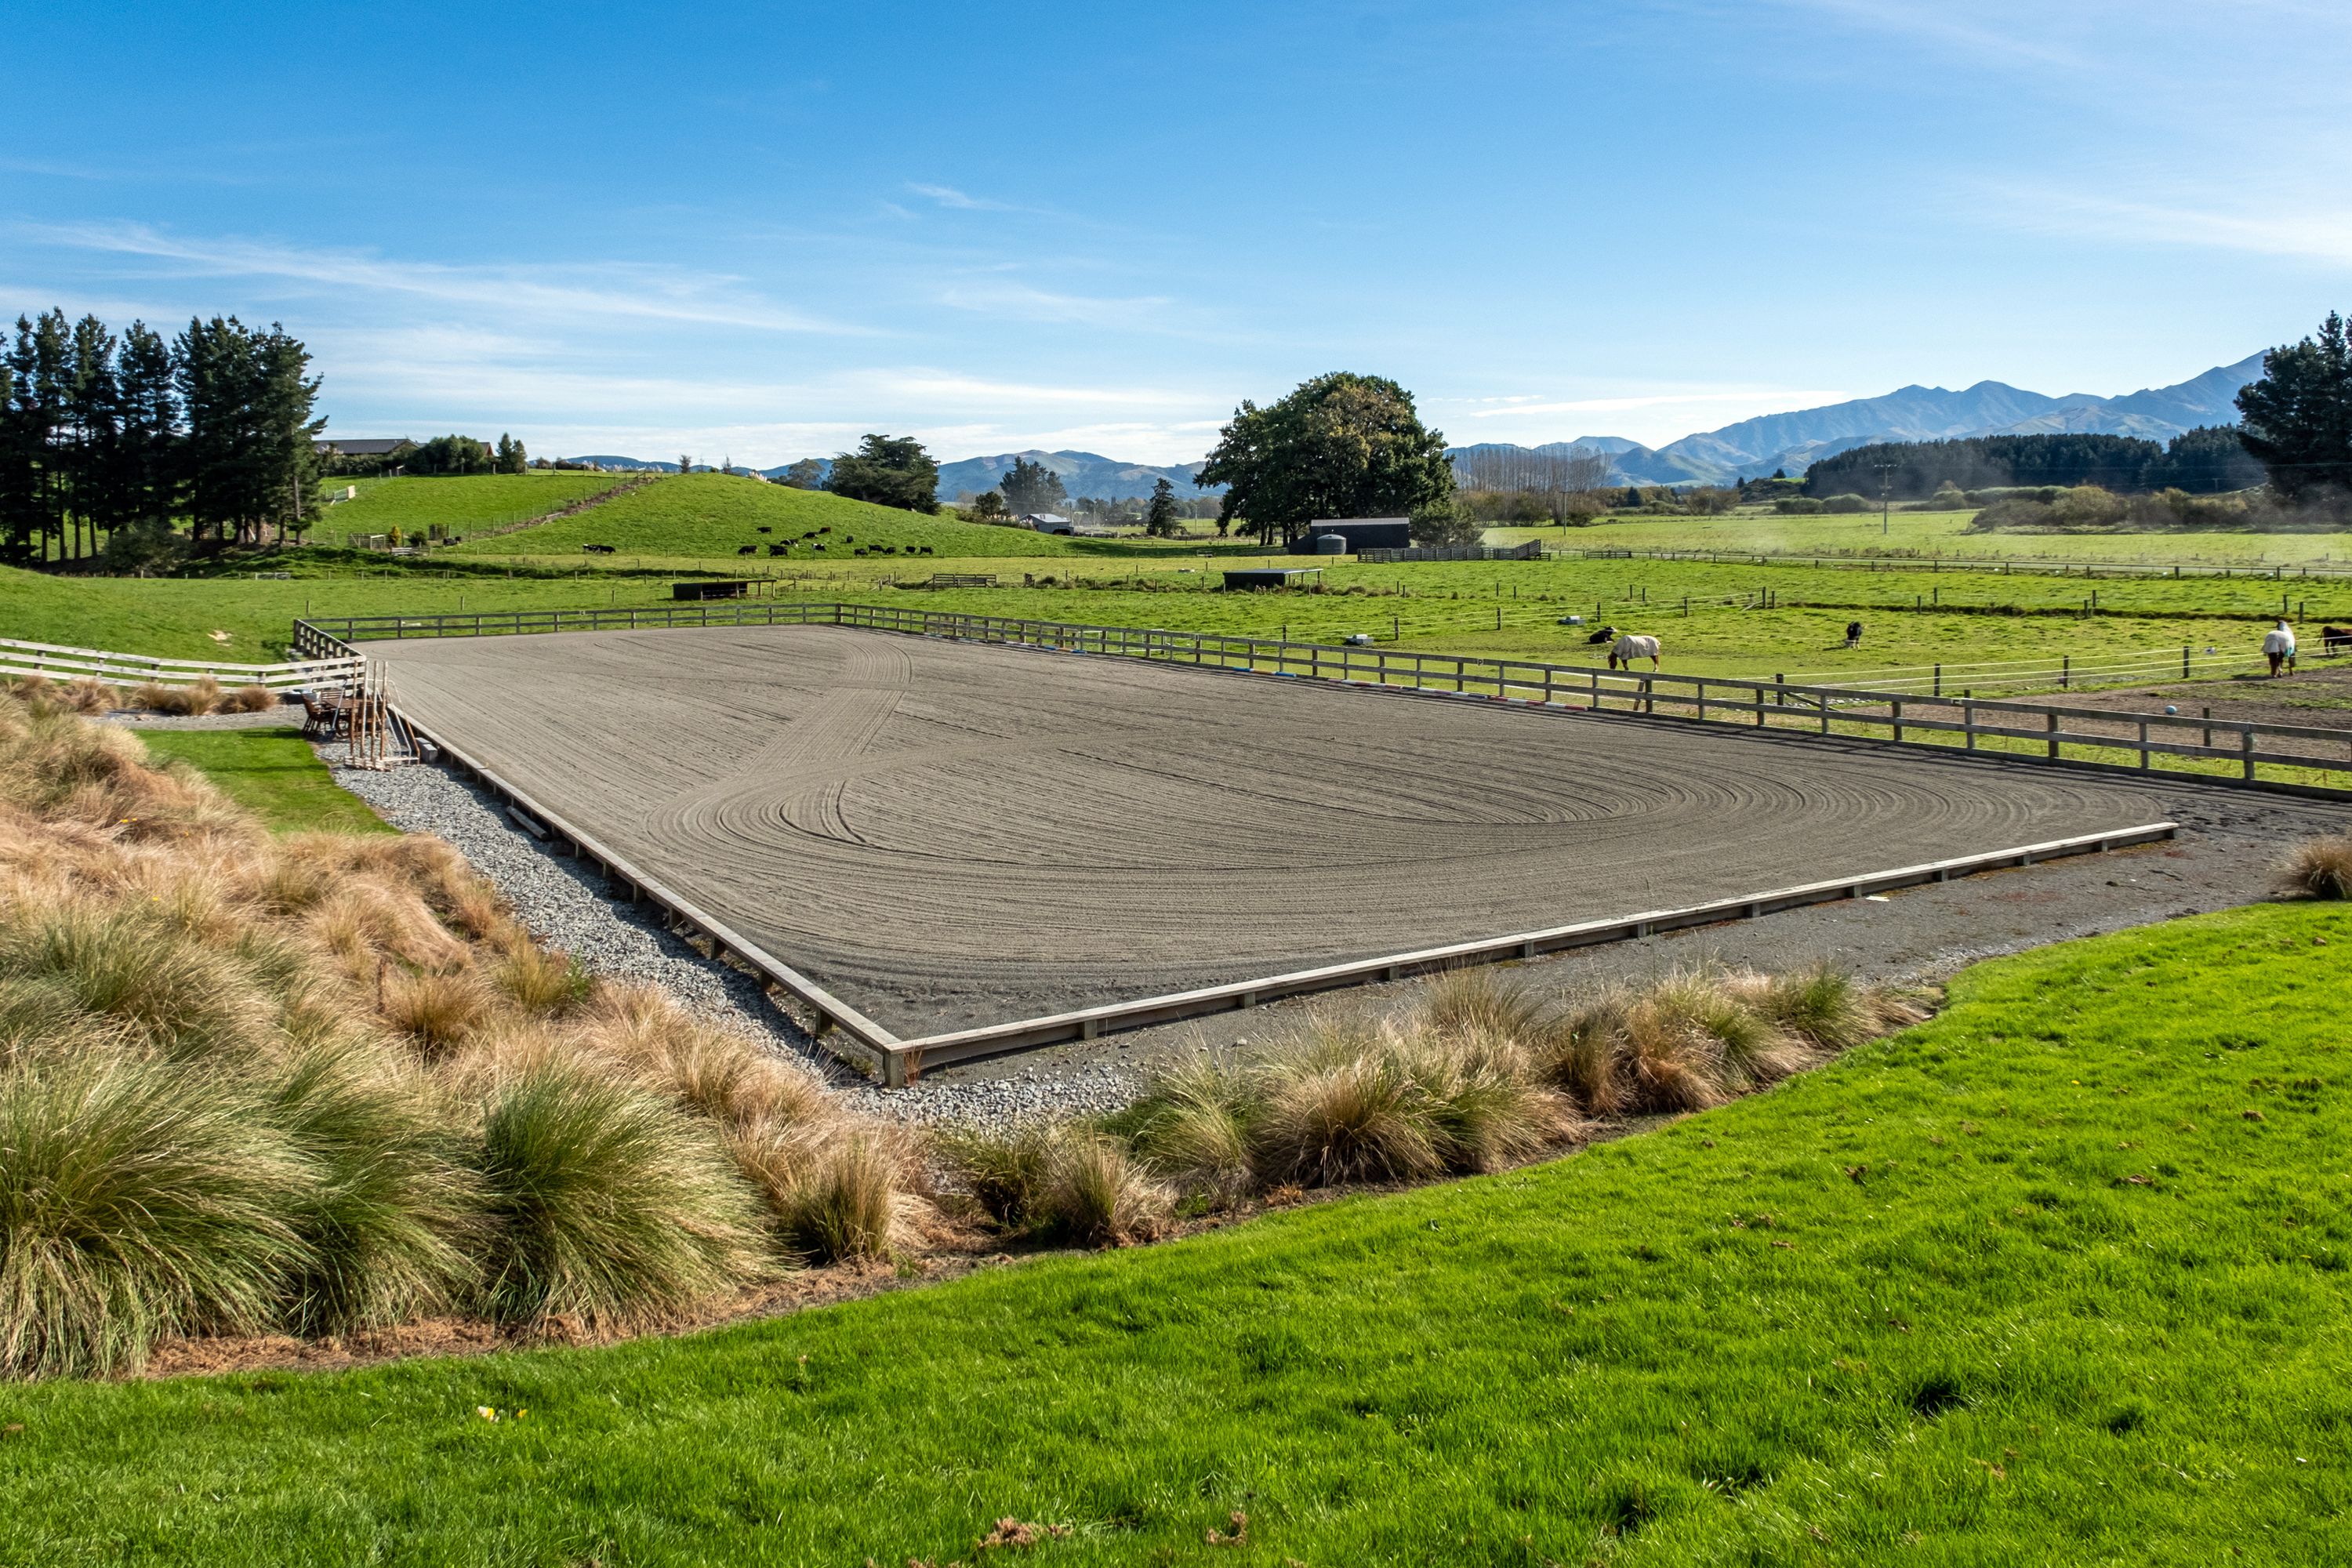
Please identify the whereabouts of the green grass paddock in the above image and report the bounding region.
[131,724,393,834]
[1485,506,2352,569]
[2,903,2345,1564]
[445,473,1094,561]
[314,472,635,541]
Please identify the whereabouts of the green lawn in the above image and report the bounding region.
[132,725,393,834]
[2,902,2344,1563]
[446,472,1095,561]
[316,472,636,543]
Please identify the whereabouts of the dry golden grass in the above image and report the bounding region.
[0,690,933,1375]
[2276,833,2352,900]
[1071,962,1911,1207]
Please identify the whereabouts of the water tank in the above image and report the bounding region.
[1313,533,1348,555]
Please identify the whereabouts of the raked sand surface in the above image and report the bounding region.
[374,623,2190,1034]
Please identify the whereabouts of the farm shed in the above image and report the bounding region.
[1305,516,1411,550]
[672,579,753,601]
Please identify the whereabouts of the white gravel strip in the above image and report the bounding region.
[323,755,1141,1129]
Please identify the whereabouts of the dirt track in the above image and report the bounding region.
[375,625,2239,1035]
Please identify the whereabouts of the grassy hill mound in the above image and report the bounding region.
[446,473,1090,560]
[313,472,633,541]
[4,888,2345,1559]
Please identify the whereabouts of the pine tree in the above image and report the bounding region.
[1144,475,1181,536]
[64,314,123,560]
[2236,311,2352,499]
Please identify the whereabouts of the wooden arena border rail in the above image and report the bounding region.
[296,614,2192,1083]
[294,604,2352,800]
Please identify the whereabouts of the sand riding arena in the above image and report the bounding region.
[361,622,2192,1075]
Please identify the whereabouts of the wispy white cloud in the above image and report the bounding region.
[908,182,1018,211]
[21,221,864,334]
[937,281,1178,329]
[1977,185,2352,263]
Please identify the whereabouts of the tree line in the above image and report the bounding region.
[1802,428,2265,500]
[0,308,325,568]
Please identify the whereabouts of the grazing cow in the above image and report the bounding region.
[737,545,756,555]
[579,543,616,554]
[814,543,826,550]
[2324,625,2352,655]
[855,548,869,557]
[757,526,772,533]
[818,526,831,535]
[921,546,935,555]
[1609,633,1662,671]
[767,543,788,556]
[1584,623,1619,645]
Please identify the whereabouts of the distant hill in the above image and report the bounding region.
[930,449,1219,503]
[1453,350,2267,487]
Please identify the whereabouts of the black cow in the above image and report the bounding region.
[767,543,789,556]
[1584,623,1618,645]
[757,526,772,533]
[579,543,616,554]
[736,545,756,555]
[2324,626,2352,655]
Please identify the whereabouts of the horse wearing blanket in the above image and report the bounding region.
[1609,633,1661,671]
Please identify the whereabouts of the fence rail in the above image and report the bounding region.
[1546,543,2352,583]
[1,635,364,691]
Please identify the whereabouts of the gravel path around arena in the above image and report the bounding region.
[366,623,2332,1037]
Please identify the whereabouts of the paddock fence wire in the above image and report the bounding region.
[289,603,2352,800]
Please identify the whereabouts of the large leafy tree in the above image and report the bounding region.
[2235,311,2352,499]
[1000,455,1066,514]
[827,434,939,513]
[406,434,493,475]
[1197,372,1454,546]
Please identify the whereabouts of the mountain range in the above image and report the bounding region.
[1452,350,2267,488]
[557,348,2268,500]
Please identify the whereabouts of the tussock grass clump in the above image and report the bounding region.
[1041,1134,1171,1246]
[129,676,223,717]
[224,684,277,713]
[1123,1051,1254,1198]
[380,970,490,1055]
[937,1125,1054,1227]
[0,690,931,1377]
[0,1056,314,1377]
[263,1046,478,1335]
[498,935,593,1013]
[2277,833,2352,900]
[477,1062,768,1326]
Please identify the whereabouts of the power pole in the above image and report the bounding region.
[1875,463,1896,536]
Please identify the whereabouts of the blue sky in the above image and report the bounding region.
[6,1,2347,466]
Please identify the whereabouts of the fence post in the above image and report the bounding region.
[2183,645,2190,679]
[2242,726,2256,780]
[1893,698,1904,744]
[1963,701,1976,750]
[2047,710,2060,759]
